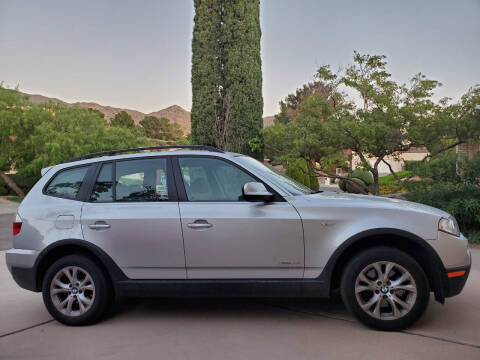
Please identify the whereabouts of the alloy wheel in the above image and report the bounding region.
[354,261,417,320]
[50,266,96,317]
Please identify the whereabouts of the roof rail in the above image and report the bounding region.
[67,145,223,162]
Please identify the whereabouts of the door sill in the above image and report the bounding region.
[116,278,329,298]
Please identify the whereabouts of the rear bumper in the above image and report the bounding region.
[10,266,38,292]
[443,249,471,298]
[6,249,40,292]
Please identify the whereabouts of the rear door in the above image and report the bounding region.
[174,156,304,279]
[81,156,186,279]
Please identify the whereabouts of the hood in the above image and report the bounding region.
[299,191,450,218]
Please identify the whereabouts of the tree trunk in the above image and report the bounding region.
[0,171,25,198]
[371,168,379,195]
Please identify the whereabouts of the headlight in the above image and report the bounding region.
[438,217,460,236]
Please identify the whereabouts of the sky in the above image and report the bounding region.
[0,0,479,116]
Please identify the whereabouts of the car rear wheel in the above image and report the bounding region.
[341,247,430,331]
[42,254,112,326]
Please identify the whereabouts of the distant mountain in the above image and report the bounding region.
[21,92,273,134]
[148,105,191,134]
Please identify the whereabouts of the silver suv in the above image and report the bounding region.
[6,146,471,330]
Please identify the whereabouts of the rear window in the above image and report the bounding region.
[115,158,169,202]
[45,166,90,200]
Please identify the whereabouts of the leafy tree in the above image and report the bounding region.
[87,108,105,119]
[17,105,146,181]
[265,52,480,195]
[285,158,319,191]
[327,53,479,194]
[140,115,184,141]
[0,86,149,188]
[110,111,135,129]
[191,0,263,158]
[0,87,29,196]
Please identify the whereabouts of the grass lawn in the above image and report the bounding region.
[378,170,412,185]
[378,171,412,194]
[7,196,23,203]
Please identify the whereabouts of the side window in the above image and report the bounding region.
[178,157,256,201]
[115,158,169,202]
[45,166,89,200]
[90,163,113,202]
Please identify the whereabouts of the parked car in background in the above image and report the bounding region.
[6,146,471,330]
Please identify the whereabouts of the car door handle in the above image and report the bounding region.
[88,222,111,230]
[187,220,212,229]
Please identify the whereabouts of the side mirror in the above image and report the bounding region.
[242,182,274,202]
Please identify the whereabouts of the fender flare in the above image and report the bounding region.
[33,239,127,292]
[318,228,446,302]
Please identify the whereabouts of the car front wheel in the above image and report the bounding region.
[42,254,112,326]
[341,247,430,331]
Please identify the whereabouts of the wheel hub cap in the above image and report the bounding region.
[50,266,96,317]
[354,261,417,320]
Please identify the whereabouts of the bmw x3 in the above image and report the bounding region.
[6,145,471,330]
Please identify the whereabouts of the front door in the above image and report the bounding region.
[81,157,186,279]
[175,156,304,279]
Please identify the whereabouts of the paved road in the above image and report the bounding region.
[0,216,479,359]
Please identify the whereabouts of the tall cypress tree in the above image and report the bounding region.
[191,0,222,146]
[191,0,263,158]
[222,0,263,158]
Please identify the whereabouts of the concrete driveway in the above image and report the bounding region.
[0,210,479,358]
[0,198,18,251]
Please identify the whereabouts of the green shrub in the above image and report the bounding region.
[465,231,480,244]
[0,185,8,196]
[285,158,319,191]
[405,151,458,182]
[405,151,480,238]
[345,177,368,194]
[339,178,348,192]
[458,152,480,185]
[405,182,480,233]
[339,169,371,194]
[351,169,373,186]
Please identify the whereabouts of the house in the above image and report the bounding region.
[457,140,480,160]
[351,148,429,176]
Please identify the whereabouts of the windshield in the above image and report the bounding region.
[237,156,314,196]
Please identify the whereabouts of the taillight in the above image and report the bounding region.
[13,222,22,236]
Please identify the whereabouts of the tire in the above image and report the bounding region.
[340,247,430,331]
[42,254,113,326]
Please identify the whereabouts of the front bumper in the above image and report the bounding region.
[443,249,471,298]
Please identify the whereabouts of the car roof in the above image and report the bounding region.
[45,149,243,174]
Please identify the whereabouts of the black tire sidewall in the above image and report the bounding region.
[341,247,430,331]
[42,254,112,326]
